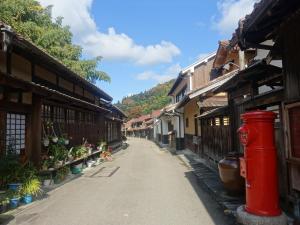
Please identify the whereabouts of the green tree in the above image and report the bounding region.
[0,0,110,83]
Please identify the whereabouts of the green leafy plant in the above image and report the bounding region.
[0,154,23,187]
[0,193,9,206]
[49,143,68,162]
[20,178,41,197]
[6,189,21,199]
[54,166,69,183]
[70,146,88,159]
[21,163,38,181]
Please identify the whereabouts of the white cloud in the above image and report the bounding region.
[136,64,181,83]
[38,0,180,65]
[213,0,260,35]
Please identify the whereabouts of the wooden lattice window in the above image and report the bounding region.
[215,117,221,126]
[78,111,85,124]
[67,109,75,124]
[86,112,94,124]
[6,113,26,155]
[53,107,65,123]
[223,117,230,126]
[42,105,52,121]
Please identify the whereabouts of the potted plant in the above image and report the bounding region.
[42,175,53,187]
[42,136,50,147]
[7,189,21,209]
[54,166,69,183]
[20,178,41,204]
[48,143,68,167]
[41,159,49,171]
[70,145,88,160]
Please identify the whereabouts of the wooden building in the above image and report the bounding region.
[215,0,300,219]
[0,22,125,166]
[165,53,216,151]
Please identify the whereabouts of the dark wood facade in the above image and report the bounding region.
[227,0,300,218]
[0,23,125,167]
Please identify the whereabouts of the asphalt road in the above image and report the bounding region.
[4,138,234,225]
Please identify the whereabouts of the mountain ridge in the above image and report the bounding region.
[115,79,175,120]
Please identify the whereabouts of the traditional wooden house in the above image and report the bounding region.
[125,114,151,138]
[161,53,216,151]
[213,0,300,219]
[191,41,256,166]
[0,22,125,167]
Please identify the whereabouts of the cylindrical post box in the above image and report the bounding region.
[238,110,281,216]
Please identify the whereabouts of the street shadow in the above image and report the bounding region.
[0,214,14,225]
[184,171,238,225]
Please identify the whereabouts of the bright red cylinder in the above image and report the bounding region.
[238,110,281,216]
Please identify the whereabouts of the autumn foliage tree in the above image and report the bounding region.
[0,0,110,83]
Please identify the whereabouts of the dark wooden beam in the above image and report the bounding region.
[30,95,42,167]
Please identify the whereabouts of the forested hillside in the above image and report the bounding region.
[115,79,175,119]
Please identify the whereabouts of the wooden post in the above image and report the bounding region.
[31,94,42,167]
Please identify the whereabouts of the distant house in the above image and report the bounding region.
[125,114,152,138]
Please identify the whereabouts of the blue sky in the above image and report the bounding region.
[38,0,258,102]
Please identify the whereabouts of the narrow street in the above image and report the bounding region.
[6,138,234,225]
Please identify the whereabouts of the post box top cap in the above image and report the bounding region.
[241,110,276,120]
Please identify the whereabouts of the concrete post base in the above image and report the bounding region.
[237,205,288,225]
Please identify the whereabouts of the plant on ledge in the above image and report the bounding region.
[70,145,88,160]
[48,143,68,167]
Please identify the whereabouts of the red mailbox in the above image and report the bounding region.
[238,110,281,216]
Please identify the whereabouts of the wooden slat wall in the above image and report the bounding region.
[201,116,231,167]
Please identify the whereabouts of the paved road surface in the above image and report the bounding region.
[5,138,234,225]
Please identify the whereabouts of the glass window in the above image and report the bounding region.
[6,113,26,155]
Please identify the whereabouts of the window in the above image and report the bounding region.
[42,105,51,121]
[223,117,230,126]
[53,107,65,123]
[215,117,221,126]
[67,109,75,124]
[6,113,26,155]
[185,118,189,128]
[168,121,174,131]
[78,111,85,124]
[175,86,187,103]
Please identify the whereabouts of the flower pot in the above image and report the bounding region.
[9,198,20,209]
[87,161,94,168]
[56,161,63,167]
[43,179,52,187]
[71,167,82,174]
[43,138,50,147]
[8,183,22,191]
[64,139,69,145]
[52,137,58,143]
[22,195,32,204]
[74,163,83,169]
[218,152,244,195]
